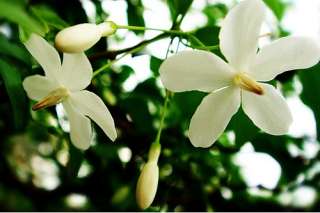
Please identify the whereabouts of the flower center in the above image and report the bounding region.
[32,87,70,111]
[233,72,264,95]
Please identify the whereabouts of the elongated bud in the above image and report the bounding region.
[136,143,161,209]
[136,161,159,209]
[55,21,117,53]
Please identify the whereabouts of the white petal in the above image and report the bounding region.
[60,53,93,91]
[242,83,293,135]
[24,34,61,80]
[219,0,266,70]
[249,36,320,81]
[23,75,58,101]
[189,86,241,147]
[70,90,117,141]
[63,100,92,150]
[159,50,234,93]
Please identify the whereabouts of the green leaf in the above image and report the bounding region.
[299,64,320,137]
[31,5,68,31]
[203,3,228,26]
[227,109,259,147]
[263,0,287,20]
[66,144,84,178]
[117,65,134,83]
[0,59,28,129]
[193,26,219,46]
[167,0,194,23]
[0,34,30,64]
[127,0,145,35]
[0,1,46,36]
[150,56,163,76]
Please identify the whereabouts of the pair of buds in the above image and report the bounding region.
[55,21,117,53]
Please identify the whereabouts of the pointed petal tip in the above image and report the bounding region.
[109,131,117,142]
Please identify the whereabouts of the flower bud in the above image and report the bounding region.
[136,161,159,210]
[55,21,117,53]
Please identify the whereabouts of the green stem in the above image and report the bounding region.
[154,90,170,144]
[116,24,208,48]
[92,44,146,78]
[116,24,189,36]
[187,34,206,47]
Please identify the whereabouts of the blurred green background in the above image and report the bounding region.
[1,0,320,211]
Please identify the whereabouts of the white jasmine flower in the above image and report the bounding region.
[55,21,116,53]
[23,34,117,150]
[159,0,320,148]
[136,143,161,209]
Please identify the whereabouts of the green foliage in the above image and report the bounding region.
[0,1,46,36]
[263,0,287,20]
[30,5,69,31]
[0,34,30,64]
[0,59,28,129]
[127,0,145,34]
[150,56,163,76]
[167,0,194,24]
[299,64,320,136]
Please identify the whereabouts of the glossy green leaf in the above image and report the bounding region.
[167,0,194,23]
[66,144,84,178]
[0,1,45,36]
[127,0,145,35]
[263,0,287,20]
[150,56,163,76]
[299,64,320,137]
[31,5,68,31]
[0,34,30,64]
[0,59,27,129]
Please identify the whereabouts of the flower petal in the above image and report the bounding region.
[60,53,93,91]
[70,90,117,141]
[23,75,58,101]
[242,83,293,135]
[189,86,240,147]
[24,34,61,80]
[219,0,266,70]
[159,50,234,93]
[249,36,320,81]
[63,99,92,150]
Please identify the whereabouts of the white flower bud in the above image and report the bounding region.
[136,161,159,210]
[55,21,117,53]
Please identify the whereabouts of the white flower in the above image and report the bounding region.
[55,21,116,53]
[159,0,320,148]
[136,143,161,209]
[23,34,117,150]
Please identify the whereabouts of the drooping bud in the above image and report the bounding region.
[234,72,264,95]
[32,87,69,111]
[136,143,161,209]
[55,21,117,53]
[136,161,159,209]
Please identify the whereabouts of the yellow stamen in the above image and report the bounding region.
[234,73,264,95]
[32,87,69,111]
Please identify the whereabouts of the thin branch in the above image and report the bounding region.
[89,33,171,61]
